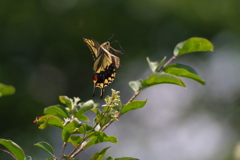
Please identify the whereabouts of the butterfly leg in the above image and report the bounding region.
[100,88,104,99]
[92,86,96,97]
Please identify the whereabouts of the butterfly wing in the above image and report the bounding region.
[83,38,121,99]
[83,37,100,60]
[92,43,120,98]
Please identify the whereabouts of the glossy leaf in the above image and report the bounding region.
[115,158,140,160]
[146,57,158,73]
[69,136,83,147]
[0,83,15,97]
[35,114,64,129]
[78,100,95,114]
[34,141,55,158]
[129,80,142,92]
[85,132,117,148]
[164,66,205,85]
[25,156,32,160]
[146,56,167,73]
[121,100,147,115]
[141,73,185,90]
[62,121,79,142]
[0,139,25,160]
[106,157,139,160]
[44,105,69,118]
[173,37,213,56]
[59,96,73,109]
[114,157,139,160]
[75,100,94,120]
[90,146,110,160]
[76,114,90,121]
[91,108,101,117]
[76,124,93,134]
[99,116,112,128]
[106,156,114,160]
[164,64,198,75]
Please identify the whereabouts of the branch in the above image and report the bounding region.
[59,142,67,160]
[157,56,176,72]
[0,148,17,160]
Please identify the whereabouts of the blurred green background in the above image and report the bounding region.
[1,0,240,159]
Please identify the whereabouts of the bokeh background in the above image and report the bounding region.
[1,0,240,159]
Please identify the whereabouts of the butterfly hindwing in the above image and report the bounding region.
[83,37,121,98]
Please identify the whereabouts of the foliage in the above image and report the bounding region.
[0,37,213,160]
[0,83,15,97]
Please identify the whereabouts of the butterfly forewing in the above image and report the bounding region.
[83,37,121,98]
[83,37,100,60]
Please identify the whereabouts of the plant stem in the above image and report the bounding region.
[157,56,177,72]
[0,148,16,160]
[126,91,141,104]
[59,142,67,160]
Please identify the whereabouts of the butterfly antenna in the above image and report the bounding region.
[108,32,116,41]
[111,40,124,54]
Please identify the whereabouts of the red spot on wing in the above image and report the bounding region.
[93,75,98,81]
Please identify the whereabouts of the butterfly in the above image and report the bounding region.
[83,37,122,99]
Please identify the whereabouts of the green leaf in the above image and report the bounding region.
[146,57,159,73]
[121,100,147,115]
[114,157,140,160]
[99,116,112,128]
[91,108,101,117]
[44,105,70,118]
[90,146,110,160]
[106,156,114,160]
[76,114,90,121]
[173,37,214,56]
[75,100,94,121]
[76,124,93,134]
[34,141,55,158]
[69,136,83,147]
[0,83,15,97]
[78,100,95,114]
[34,114,64,129]
[62,120,80,142]
[146,56,167,73]
[164,65,205,85]
[25,156,32,160]
[0,139,25,160]
[164,64,198,75]
[86,132,117,148]
[141,73,185,90]
[106,157,139,160]
[129,80,142,92]
[59,96,73,109]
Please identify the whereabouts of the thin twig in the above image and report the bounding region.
[59,142,67,160]
[0,148,17,160]
[157,56,177,72]
[126,91,141,104]
[68,143,85,159]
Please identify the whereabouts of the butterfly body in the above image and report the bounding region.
[83,37,121,98]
